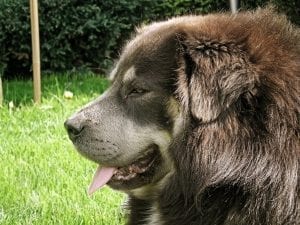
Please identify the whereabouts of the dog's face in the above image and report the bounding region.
[65,14,268,195]
[65,28,182,194]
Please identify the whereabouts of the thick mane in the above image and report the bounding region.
[162,8,300,225]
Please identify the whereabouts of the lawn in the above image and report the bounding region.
[0,73,125,225]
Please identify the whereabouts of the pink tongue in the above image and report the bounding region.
[88,166,116,195]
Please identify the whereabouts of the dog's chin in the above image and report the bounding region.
[107,146,163,191]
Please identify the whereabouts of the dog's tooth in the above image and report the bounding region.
[129,166,133,173]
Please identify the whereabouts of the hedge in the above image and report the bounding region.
[0,0,299,78]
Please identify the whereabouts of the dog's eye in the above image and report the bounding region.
[128,88,147,97]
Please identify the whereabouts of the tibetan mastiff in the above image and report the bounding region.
[65,8,300,225]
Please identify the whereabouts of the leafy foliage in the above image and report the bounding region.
[0,0,299,78]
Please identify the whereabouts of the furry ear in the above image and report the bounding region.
[177,37,257,123]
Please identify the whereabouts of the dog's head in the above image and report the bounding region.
[65,24,183,195]
[65,10,299,198]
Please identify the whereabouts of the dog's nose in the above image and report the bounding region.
[64,118,84,140]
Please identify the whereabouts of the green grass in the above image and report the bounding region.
[0,73,125,225]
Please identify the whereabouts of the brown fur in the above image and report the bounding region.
[127,8,300,225]
[66,8,300,225]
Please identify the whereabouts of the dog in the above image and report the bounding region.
[65,8,300,225]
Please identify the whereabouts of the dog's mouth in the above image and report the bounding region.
[88,146,159,195]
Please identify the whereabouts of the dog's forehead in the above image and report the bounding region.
[109,63,136,84]
[109,19,187,82]
[109,16,207,85]
[122,66,136,83]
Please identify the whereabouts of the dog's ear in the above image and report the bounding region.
[176,36,257,123]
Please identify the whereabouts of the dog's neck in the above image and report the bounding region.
[126,180,247,225]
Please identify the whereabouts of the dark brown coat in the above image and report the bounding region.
[127,8,300,225]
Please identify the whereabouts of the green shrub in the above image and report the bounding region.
[1,0,161,78]
[0,0,299,78]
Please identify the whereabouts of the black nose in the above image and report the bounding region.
[64,118,84,140]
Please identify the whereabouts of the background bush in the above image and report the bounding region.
[0,0,299,78]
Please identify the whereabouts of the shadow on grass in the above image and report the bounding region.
[2,72,109,106]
